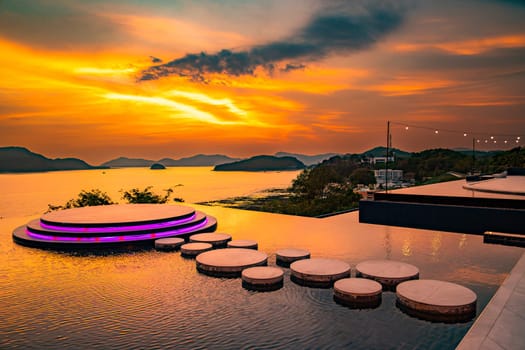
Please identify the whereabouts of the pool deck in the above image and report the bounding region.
[457,251,525,349]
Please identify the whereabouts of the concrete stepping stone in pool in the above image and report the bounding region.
[276,248,310,267]
[180,242,213,258]
[227,239,258,250]
[333,278,382,309]
[190,233,232,248]
[155,237,184,251]
[196,248,268,277]
[396,279,477,323]
[242,266,284,291]
[290,258,350,288]
[355,260,419,290]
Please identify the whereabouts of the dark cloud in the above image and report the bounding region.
[149,56,163,63]
[140,5,404,82]
[282,63,306,72]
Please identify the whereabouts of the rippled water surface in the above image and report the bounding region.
[0,169,522,349]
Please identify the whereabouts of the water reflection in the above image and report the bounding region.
[402,237,412,257]
[0,170,524,349]
[431,232,443,261]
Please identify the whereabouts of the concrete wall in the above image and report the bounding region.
[359,199,525,235]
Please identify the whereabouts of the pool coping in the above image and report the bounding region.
[456,251,525,349]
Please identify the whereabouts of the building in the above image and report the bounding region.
[374,169,403,186]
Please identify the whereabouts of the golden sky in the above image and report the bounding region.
[0,0,524,164]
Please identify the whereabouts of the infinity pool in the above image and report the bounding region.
[1,204,522,349]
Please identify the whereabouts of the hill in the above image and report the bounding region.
[275,152,338,166]
[214,155,305,171]
[361,146,411,158]
[100,157,154,168]
[0,147,99,173]
[159,154,240,166]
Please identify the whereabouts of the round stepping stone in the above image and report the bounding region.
[276,248,310,267]
[227,239,258,250]
[242,266,284,291]
[290,258,350,288]
[333,278,382,309]
[154,237,184,251]
[190,233,232,248]
[196,248,268,277]
[180,242,213,258]
[356,260,419,290]
[396,280,477,323]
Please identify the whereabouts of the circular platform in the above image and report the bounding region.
[190,233,232,247]
[227,239,258,250]
[242,266,284,291]
[196,248,268,277]
[290,258,350,288]
[155,237,184,251]
[276,248,310,267]
[41,204,194,227]
[356,260,419,290]
[333,278,382,309]
[396,280,477,323]
[12,204,218,249]
[180,242,213,258]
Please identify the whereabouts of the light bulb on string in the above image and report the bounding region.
[434,130,439,134]
[490,136,494,140]
[463,133,467,137]
[405,126,409,130]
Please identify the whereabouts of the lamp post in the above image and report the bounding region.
[472,137,476,173]
[385,121,390,193]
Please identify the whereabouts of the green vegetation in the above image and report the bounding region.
[47,186,184,212]
[47,189,115,212]
[121,186,176,203]
[202,147,524,217]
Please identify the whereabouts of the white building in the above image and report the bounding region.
[374,169,403,186]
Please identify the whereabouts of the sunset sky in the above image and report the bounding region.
[1,0,524,164]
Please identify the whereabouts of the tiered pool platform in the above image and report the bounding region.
[12,204,217,249]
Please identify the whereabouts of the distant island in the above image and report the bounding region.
[150,163,166,170]
[274,152,338,166]
[101,154,240,168]
[158,154,241,167]
[100,157,155,168]
[214,155,306,171]
[0,147,102,173]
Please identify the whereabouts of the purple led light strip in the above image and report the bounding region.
[27,218,209,243]
[39,213,197,233]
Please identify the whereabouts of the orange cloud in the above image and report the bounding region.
[393,34,525,55]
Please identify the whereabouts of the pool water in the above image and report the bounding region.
[1,204,522,349]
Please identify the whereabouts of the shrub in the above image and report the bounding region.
[121,186,177,204]
[47,189,115,212]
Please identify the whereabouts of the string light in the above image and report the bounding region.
[388,121,521,149]
[389,122,520,141]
